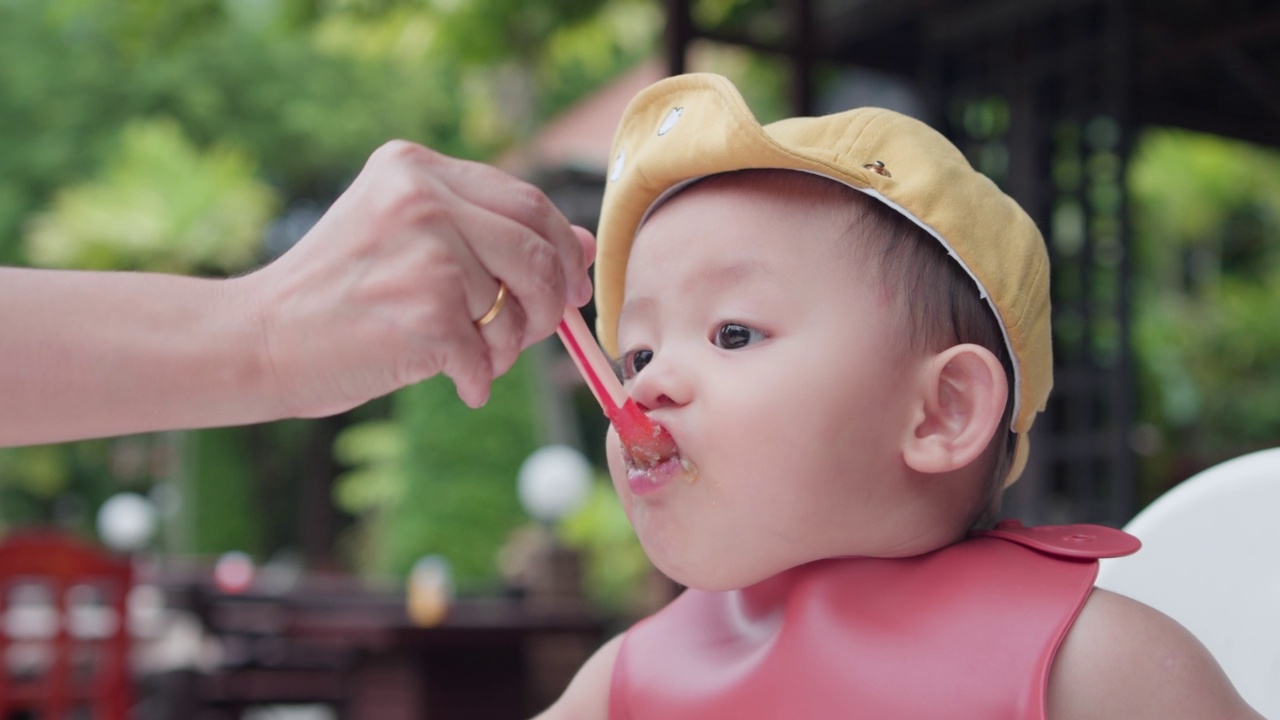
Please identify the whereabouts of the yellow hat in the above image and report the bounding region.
[594,73,1051,485]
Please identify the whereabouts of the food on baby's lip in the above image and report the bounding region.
[615,402,700,484]
[680,457,699,483]
[612,398,678,467]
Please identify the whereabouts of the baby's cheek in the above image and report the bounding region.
[604,427,627,487]
[603,428,638,515]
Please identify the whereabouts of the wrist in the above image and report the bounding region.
[218,270,289,422]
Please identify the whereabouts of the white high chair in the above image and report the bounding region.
[1096,446,1280,717]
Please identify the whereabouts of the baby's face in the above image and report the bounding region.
[607,175,928,591]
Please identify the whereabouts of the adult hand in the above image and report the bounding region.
[245,140,596,415]
[0,140,590,447]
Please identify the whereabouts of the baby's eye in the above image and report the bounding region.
[713,323,766,350]
[620,348,654,379]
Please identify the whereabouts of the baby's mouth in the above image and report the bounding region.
[620,427,699,492]
[624,451,699,496]
[622,440,679,472]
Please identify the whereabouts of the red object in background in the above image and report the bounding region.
[213,551,255,594]
[0,529,133,720]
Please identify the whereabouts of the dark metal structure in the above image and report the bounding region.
[662,0,1280,525]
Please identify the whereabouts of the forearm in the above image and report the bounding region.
[0,267,277,446]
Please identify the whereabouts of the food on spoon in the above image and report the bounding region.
[611,396,679,468]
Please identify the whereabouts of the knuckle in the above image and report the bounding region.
[522,235,561,281]
[519,251,565,317]
[360,170,444,227]
[519,239,566,311]
[374,139,434,166]
[510,182,555,225]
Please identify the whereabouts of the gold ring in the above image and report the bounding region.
[474,281,508,328]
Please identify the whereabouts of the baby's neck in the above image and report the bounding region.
[731,565,806,618]
[728,530,974,614]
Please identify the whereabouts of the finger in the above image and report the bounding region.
[429,228,529,379]
[382,162,561,334]
[476,289,527,375]
[443,339,494,409]
[571,225,597,305]
[403,232,497,407]
[434,292,496,409]
[470,272,530,375]
[441,203,571,344]
[412,218,532,376]
[415,154,592,304]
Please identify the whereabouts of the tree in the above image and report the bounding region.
[1129,129,1280,500]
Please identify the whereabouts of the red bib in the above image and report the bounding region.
[610,522,1139,719]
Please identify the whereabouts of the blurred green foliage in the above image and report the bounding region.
[559,480,652,615]
[333,357,540,590]
[0,0,660,260]
[332,420,407,521]
[180,427,263,555]
[26,118,276,272]
[1129,129,1280,498]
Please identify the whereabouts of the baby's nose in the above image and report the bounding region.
[628,360,691,411]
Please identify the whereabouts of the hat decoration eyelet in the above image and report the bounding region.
[610,148,626,182]
[657,107,684,136]
[863,160,891,178]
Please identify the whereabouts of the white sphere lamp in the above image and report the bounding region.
[96,492,159,553]
[517,445,592,524]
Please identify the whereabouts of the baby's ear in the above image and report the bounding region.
[902,344,1008,475]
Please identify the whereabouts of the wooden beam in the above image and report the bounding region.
[665,0,693,76]
[1139,8,1280,77]
[1135,98,1280,148]
[789,0,815,115]
[1216,46,1280,123]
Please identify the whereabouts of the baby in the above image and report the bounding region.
[538,74,1262,719]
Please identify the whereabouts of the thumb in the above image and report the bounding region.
[570,225,597,306]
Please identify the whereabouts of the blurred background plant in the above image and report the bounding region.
[558,480,653,615]
[25,117,275,272]
[1128,131,1280,504]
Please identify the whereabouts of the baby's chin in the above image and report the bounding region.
[642,544,783,593]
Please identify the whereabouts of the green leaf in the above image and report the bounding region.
[24,118,278,273]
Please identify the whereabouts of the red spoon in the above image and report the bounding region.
[556,307,678,467]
